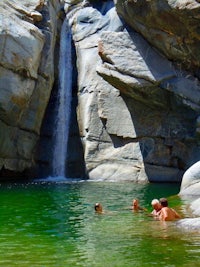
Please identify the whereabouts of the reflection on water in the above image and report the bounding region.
[0,181,199,267]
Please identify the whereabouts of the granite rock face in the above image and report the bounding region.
[180,161,200,195]
[176,218,200,231]
[0,0,62,177]
[115,0,200,77]
[63,0,200,181]
[179,161,200,221]
[1,0,200,182]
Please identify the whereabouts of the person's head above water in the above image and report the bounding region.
[132,199,139,210]
[151,199,162,211]
[159,198,168,207]
[133,199,138,206]
[94,202,103,213]
[131,198,147,212]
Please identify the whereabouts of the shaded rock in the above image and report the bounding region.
[66,2,198,181]
[115,0,200,77]
[0,0,61,177]
[1,0,200,182]
[97,30,200,112]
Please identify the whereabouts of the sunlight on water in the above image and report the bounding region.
[0,181,199,267]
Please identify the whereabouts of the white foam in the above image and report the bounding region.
[34,176,84,184]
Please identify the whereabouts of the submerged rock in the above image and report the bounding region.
[176,218,200,231]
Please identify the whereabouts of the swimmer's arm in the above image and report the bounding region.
[172,208,181,218]
[159,209,168,221]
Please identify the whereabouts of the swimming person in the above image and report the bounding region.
[94,203,103,214]
[158,198,181,221]
[131,199,147,212]
[151,199,162,216]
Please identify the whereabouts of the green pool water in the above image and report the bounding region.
[0,180,199,267]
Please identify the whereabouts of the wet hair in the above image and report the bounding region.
[151,199,160,205]
[94,203,101,211]
[160,198,168,207]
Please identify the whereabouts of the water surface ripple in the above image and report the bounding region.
[0,181,199,267]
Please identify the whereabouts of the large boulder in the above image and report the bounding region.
[179,161,200,195]
[115,0,200,77]
[179,161,200,217]
[2,0,200,182]
[0,0,61,177]
[64,0,200,181]
[176,218,200,231]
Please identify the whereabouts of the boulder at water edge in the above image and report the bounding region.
[179,161,200,196]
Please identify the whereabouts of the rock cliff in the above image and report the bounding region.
[0,0,62,179]
[64,0,200,181]
[1,0,200,182]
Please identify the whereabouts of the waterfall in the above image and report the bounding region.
[52,18,72,177]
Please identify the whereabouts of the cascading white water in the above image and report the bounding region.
[52,18,72,177]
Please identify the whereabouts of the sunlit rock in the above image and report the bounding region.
[179,161,200,195]
[176,218,200,231]
[0,0,61,177]
[115,0,200,76]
